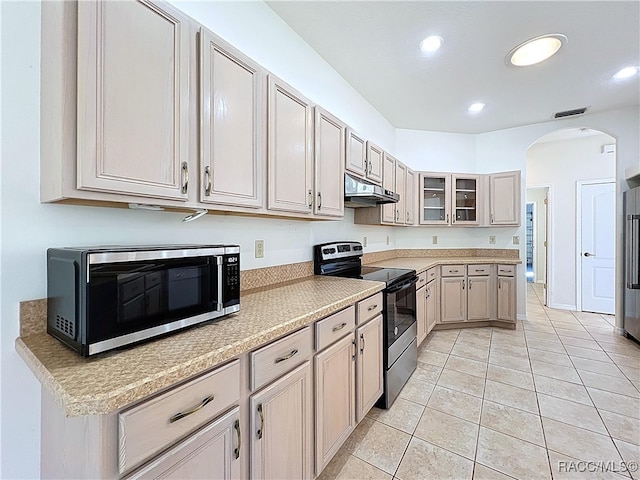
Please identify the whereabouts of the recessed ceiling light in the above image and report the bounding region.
[420,36,444,53]
[507,34,567,66]
[468,102,485,113]
[613,66,639,80]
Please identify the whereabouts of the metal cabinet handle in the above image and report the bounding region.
[446,213,449,223]
[490,213,494,224]
[499,279,502,289]
[308,189,313,209]
[234,419,241,459]
[360,333,365,354]
[462,280,465,290]
[204,166,212,196]
[169,395,214,423]
[275,349,298,363]
[318,192,322,210]
[181,162,189,194]
[367,304,378,311]
[352,339,356,360]
[333,322,347,332]
[426,287,430,298]
[257,404,264,439]
[469,280,472,290]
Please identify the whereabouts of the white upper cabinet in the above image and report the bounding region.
[382,153,397,223]
[395,161,407,224]
[345,129,367,178]
[365,142,384,185]
[200,28,265,209]
[405,168,416,225]
[419,173,480,225]
[488,170,521,225]
[76,0,190,200]
[267,75,314,215]
[314,107,345,218]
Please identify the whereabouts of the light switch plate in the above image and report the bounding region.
[432,236,438,245]
[386,235,390,245]
[363,236,367,247]
[489,236,496,244]
[513,236,520,245]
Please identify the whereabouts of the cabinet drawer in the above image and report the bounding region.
[417,271,428,287]
[251,326,313,391]
[357,292,383,325]
[316,306,356,351]
[426,267,437,282]
[118,359,240,475]
[498,264,516,276]
[468,264,491,276]
[441,265,465,277]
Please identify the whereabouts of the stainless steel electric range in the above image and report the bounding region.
[314,241,418,408]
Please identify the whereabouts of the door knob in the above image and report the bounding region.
[584,252,594,257]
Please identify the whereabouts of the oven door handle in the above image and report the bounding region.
[386,275,419,294]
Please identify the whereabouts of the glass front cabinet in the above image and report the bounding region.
[419,173,479,225]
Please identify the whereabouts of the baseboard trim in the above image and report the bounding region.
[517,314,527,321]
[548,303,577,311]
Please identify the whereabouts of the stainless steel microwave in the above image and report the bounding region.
[47,245,240,356]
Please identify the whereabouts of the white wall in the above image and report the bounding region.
[527,133,615,310]
[0,1,397,477]
[475,107,640,326]
[526,188,548,284]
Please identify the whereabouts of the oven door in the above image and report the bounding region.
[385,275,418,350]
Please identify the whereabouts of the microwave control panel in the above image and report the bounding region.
[224,254,240,307]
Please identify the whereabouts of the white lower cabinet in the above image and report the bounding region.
[250,362,313,480]
[425,278,438,336]
[497,265,517,322]
[314,333,356,473]
[356,314,384,422]
[125,407,241,480]
[416,284,427,345]
[467,274,491,321]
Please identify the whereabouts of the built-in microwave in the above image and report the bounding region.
[47,245,240,356]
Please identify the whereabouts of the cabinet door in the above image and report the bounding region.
[77,0,190,200]
[405,168,416,225]
[356,314,384,422]
[314,107,345,218]
[467,276,491,321]
[426,281,437,334]
[452,174,480,225]
[420,173,451,225]
[382,153,397,223]
[497,277,517,322]
[314,334,356,474]
[125,407,241,480]
[416,286,427,346]
[200,29,264,209]
[490,171,521,225]
[440,278,466,322]
[395,162,407,225]
[267,75,313,215]
[366,142,384,185]
[345,129,366,178]
[250,362,313,480]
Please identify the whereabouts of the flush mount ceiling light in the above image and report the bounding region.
[468,102,485,113]
[613,66,639,80]
[420,35,444,54]
[507,34,567,66]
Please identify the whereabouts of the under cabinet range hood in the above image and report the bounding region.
[344,173,399,208]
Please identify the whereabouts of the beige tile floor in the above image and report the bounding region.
[319,283,640,480]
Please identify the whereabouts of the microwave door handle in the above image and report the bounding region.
[216,256,224,311]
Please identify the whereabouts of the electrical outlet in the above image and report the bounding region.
[432,235,438,245]
[489,236,496,244]
[363,236,368,247]
[255,240,264,258]
[386,235,390,245]
[513,235,520,245]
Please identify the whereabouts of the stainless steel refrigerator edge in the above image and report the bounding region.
[624,187,640,341]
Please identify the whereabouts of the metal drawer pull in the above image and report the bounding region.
[234,419,241,459]
[367,304,379,311]
[181,162,189,194]
[451,270,459,273]
[476,269,485,272]
[257,404,264,439]
[462,280,465,290]
[360,333,365,354]
[275,349,298,363]
[169,395,214,423]
[204,166,212,196]
[469,280,472,289]
[333,322,347,332]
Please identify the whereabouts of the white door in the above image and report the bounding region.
[581,182,615,314]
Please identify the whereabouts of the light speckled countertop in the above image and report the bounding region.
[16,276,384,417]
[366,256,521,273]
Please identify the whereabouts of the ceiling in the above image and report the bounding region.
[266,1,640,134]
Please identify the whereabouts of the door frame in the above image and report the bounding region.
[527,184,552,306]
[575,178,616,312]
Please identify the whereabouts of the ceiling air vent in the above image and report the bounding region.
[553,107,588,119]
